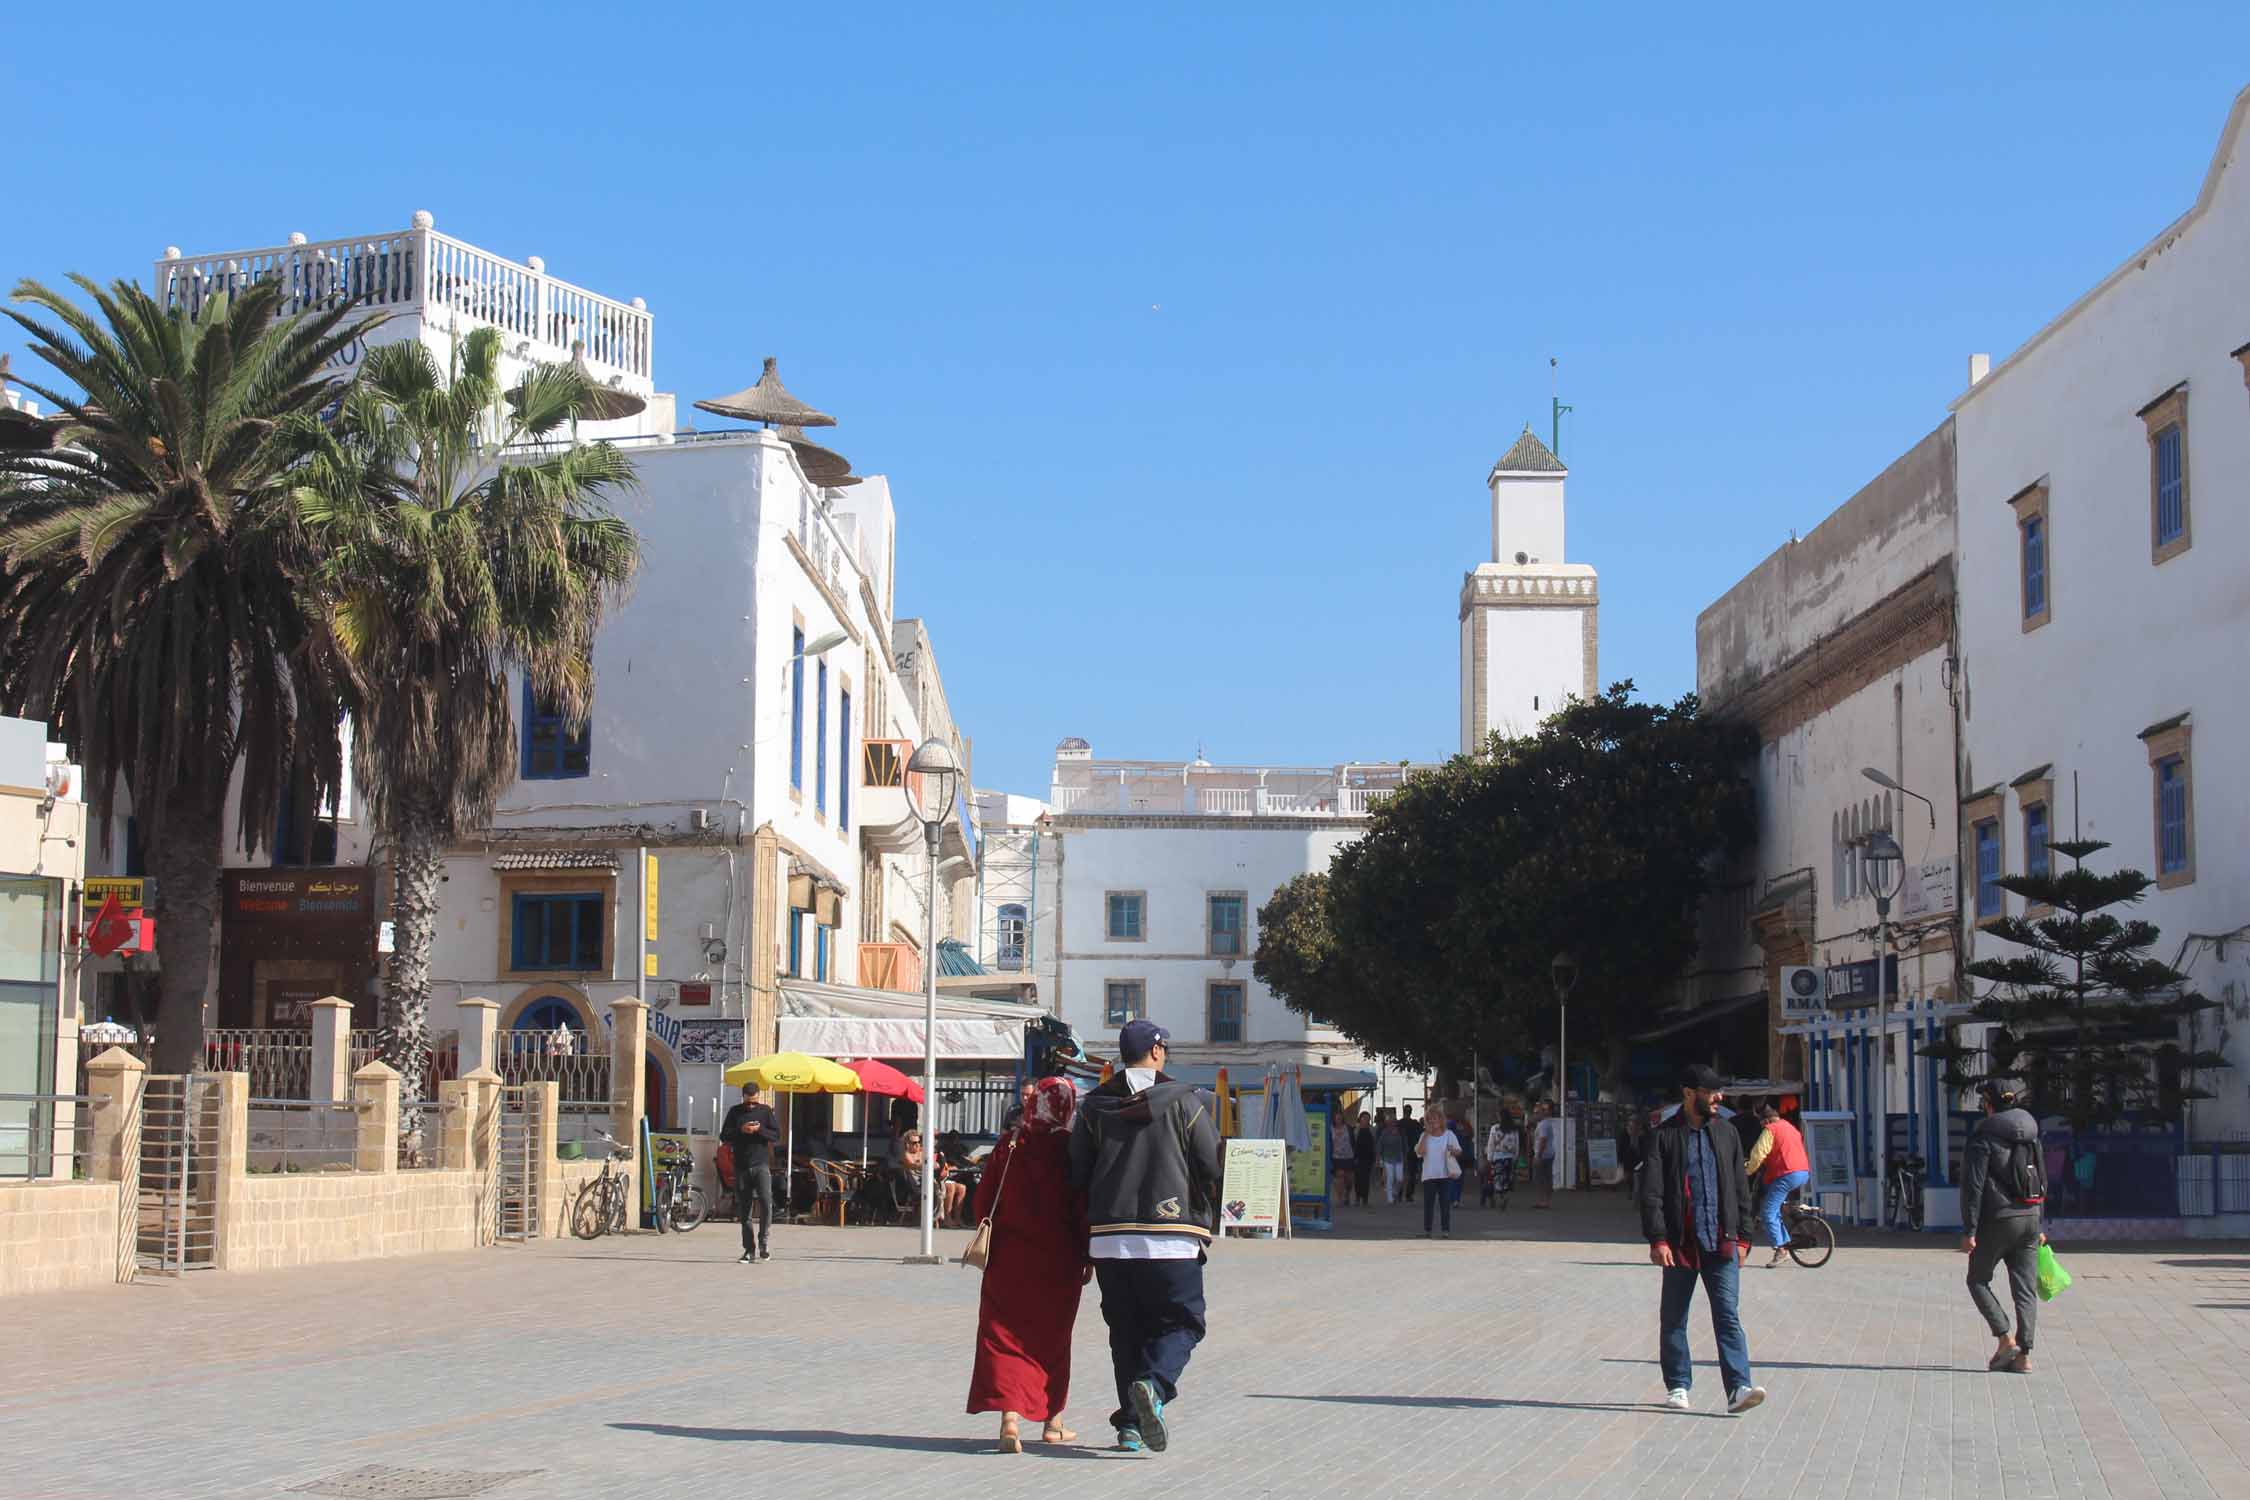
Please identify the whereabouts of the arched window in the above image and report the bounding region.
[996,904,1027,972]
[515,996,585,1035]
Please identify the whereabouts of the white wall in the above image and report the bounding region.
[1477,602,1588,741]
[1952,90,2250,1137]
[1490,471,1565,565]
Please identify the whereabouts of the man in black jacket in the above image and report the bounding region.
[1959,1081,2045,1373]
[718,1084,780,1263]
[1068,1019,1221,1455]
[1635,1064,1766,1415]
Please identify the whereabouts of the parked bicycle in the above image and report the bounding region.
[650,1140,708,1234]
[571,1133,632,1240]
[1779,1189,1836,1268]
[1884,1151,1925,1232]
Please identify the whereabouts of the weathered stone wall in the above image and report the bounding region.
[0,1181,127,1297]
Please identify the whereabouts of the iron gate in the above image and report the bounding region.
[495,1085,542,1242]
[136,1074,218,1275]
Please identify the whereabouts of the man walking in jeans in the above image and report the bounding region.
[1960,1080,2045,1373]
[1637,1064,1766,1415]
[1070,1019,1222,1454]
[719,1083,780,1263]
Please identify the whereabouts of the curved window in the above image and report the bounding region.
[515,996,585,1035]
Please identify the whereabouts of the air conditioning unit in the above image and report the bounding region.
[1780,965,1828,1013]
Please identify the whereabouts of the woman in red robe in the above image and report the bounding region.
[966,1075,1091,1451]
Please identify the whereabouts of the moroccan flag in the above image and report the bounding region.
[86,891,133,957]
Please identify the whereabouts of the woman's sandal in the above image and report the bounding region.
[998,1416,1023,1454]
[1042,1424,1077,1444]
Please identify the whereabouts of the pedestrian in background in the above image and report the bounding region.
[1376,1108,1406,1202]
[1398,1110,1422,1202]
[1330,1108,1356,1205]
[1484,1113,1520,1208]
[1960,1081,2046,1374]
[967,1077,1092,1452]
[1418,1105,1463,1237]
[1070,1019,1222,1455]
[1743,1103,1811,1267]
[1446,1107,1475,1209]
[1531,1100,1561,1209]
[719,1083,779,1264]
[1638,1064,1764,1416]
[1351,1112,1378,1207]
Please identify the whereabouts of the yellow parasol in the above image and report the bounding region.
[1215,1066,1235,1137]
[723,1053,860,1194]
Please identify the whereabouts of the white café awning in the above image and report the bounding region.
[777,979,1035,1062]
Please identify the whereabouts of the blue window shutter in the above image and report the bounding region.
[2155,425,2184,546]
[522,678,591,781]
[816,661,828,815]
[787,909,803,977]
[1975,820,2001,917]
[2158,758,2188,873]
[2022,518,2045,618]
[2025,804,2049,880]
[790,629,805,790]
[839,690,852,831]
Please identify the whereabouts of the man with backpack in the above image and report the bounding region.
[1959,1080,2047,1373]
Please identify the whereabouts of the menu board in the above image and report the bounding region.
[1219,1139,1286,1233]
[1288,1112,1330,1200]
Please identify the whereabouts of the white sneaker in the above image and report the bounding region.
[1664,1389,1691,1411]
[1727,1386,1766,1415]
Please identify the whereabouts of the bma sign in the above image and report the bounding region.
[1826,954,1899,1004]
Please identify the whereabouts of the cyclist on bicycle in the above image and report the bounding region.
[1742,1104,1810,1269]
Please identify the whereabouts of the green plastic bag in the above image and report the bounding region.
[2036,1242,2071,1301]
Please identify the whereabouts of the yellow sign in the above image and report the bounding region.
[82,877,145,908]
[1289,1112,1330,1199]
[645,952,659,977]
[645,855,659,941]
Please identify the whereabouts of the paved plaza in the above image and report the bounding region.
[5,1195,2247,1500]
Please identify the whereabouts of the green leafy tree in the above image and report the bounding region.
[1923,838,2220,1129]
[1256,684,1757,1085]
[295,327,639,1110]
[0,277,358,1072]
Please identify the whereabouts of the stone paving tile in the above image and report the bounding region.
[2,1197,2245,1499]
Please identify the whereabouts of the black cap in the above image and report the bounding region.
[1678,1063,1726,1091]
[1118,1018,1170,1061]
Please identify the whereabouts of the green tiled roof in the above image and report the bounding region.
[1493,424,1566,474]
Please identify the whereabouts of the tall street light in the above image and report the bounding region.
[904,736,961,1265]
[1550,951,1579,1191]
[1861,766,1936,829]
[1862,827,1904,1196]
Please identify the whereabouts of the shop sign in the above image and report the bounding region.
[1825,954,1898,1004]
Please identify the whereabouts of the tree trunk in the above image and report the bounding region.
[381,792,445,1162]
[146,791,224,1076]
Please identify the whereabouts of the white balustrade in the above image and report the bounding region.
[1198,788,1254,815]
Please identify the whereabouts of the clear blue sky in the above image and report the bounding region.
[8,6,2247,798]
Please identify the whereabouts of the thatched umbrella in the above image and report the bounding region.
[694,356,836,429]
[778,425,852,485]
[508,341,648,424]
[0,354,63,453]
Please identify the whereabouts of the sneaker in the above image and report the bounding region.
[2008,1352,2031,1375]
[1727,1386,1767,1415]
[738,1252,754,1264]
[1115,1426,1145,1453]
[758,1248,773,1262]
[1664,1389,1691,1411]
[1128,1378,1169,1453]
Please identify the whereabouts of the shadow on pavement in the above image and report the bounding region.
[2193,1302,2250,1311]
[2160,1258,2250,1270]
[1602,1357,1969,1374]
[610,1423,1112,1458]
[1246,1393,1726,1420]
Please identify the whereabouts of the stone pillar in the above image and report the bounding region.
[351,1061,400,1175]
[531,1079,562,1237]
[609,998,648,1147]
[457,1066,503,1173]
[206,1070,250,1270]
[309,997,354,1103]
[458,997,501,1080]
[84,1047,144,1186]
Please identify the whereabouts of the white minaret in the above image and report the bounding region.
[1459,426,1599,752]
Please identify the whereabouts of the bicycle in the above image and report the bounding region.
[1780,1191,1836,1268]
[1884,1152,1925,1232]
[571,1133,632,1240]
[650,1142,709,1234]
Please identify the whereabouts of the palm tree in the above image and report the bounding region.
[295,326,638,1108]
[0,277,360,1074]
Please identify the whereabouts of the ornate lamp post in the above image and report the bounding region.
[1862,827,1905,1188]
[903,736,961,1264]
[1550,951,1579,1190]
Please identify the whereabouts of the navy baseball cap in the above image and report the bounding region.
[1118,1019,1171,1059]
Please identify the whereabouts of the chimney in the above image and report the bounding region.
[1968,353,1991,386]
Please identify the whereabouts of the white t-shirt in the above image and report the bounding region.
[1418,1129,1460,1179]
[1487,1126,1519,1162]
[1534,1118,1561,1161]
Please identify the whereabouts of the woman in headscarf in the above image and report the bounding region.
[965,1075,1091,1452]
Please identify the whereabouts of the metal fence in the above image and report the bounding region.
[2179,1135,2250,1217]
[0,1092,105,1179]
[928,1083,1016,1140]
[245,1099,364,1173]
[495,1030,611,1103]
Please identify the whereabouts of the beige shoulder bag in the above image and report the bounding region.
[961,1134,1018,1271]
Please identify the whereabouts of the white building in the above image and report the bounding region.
[1460,427,1599,750]
[1047,741,1423,1098]
[971,789,1060,1006]
[99,214,1004,1131]
[1951,85,2250,1140]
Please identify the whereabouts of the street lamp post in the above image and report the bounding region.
[1550,952,1579,1191]
[1862,827,1904,1197]
[904,736,961,1265]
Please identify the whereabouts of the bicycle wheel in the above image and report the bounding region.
[670,1185,709,1233]
[1788,1213,1836,1268]
[651,1177,670,1234]
[1906,1181,1924,1232]
[572,1182,608,1240]
[605,1176,628,1236]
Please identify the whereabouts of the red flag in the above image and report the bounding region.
[86,892,133,957]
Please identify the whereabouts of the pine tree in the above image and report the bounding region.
[1923,838,2222,1130]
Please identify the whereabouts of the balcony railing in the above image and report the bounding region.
[155,221,653,382]
[1049,777,1404,819]
[860,942,922,995]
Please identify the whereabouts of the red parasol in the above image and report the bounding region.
[839,1057,924,1103]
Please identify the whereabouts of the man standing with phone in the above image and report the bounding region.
[720,1083,780,1264]
[1636,1064,1766,1415]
